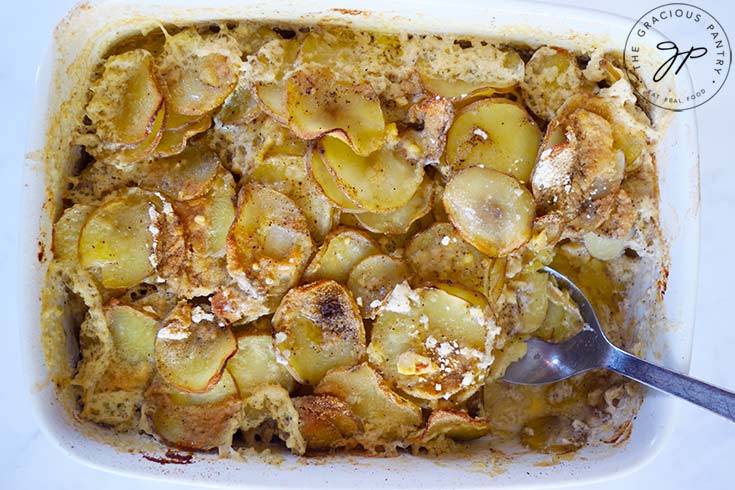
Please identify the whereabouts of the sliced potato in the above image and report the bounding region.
[78,189,159,288]
[496,270,549,335]
[272,280,365,385]
[399,97,454,166]
[105,301,158,365]
[415,38,524,95]
[582,189,635,260]
[532,109,624,232]
[484,257,507,306]
[286,67,385,155]
[308,147,363,212]
[405,222,490,293]
[97,105,166,168]
[535,279,584,343]
[316,136,424,212]
[368,283,496,400]
[487,338,528,381]
[143,372,241,451]
[294,395,363,451]
[419,74,498,100]
[249,153,337,243]
[216,78,262,126]
[315,363,422,443]
[303,228,379,283]
[226,331,295,395]
[53,205,94,265]
[86,49,164,147]
[444,99,541,182]
[521,47,590,120]
[153,113,212,158]
[556,94,649,167]
[354,177,434,235]
[158,29,240,116]
[347,255,409,319]
[444,167,535,257]
[155,301,236,393]
[142,144,221,201]
[226,184,314,301]
[239,384,305,455]
[249,39,301,122]
[414,410,491,443]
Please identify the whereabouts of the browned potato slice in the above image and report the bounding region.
[86,49,164,147]
[405,222,490,293]
[521,47,591,120]
[415,410,491,443]
[556,94,649,167]
[249,39,301,122]
[143,372,242,451]
[105,302,158,365]
[226,330,295,395]
[78,189,159,288]
[141,144,221,201]
[286,67,385,156]
[158,29,240,116]
[444,167,535,257]
[520,415,588,453]
[294,395,363,451]
[444,99,541,182]
[582,189,635,260]
[249,153,337,243]
[347,255,409,319]
[532,109,624,233]
[97,105,166,168]
[368,283,497,401]
[176,169,235,258]
[226,184,314,303]
[399,97,454,167]
[535,279,584,343]
[315,363,422,443]
[153,113,212,158]
[354,178,434,235]
[155,301,236,393]
[308,147,363,212]
[272,281,365,385]
[316,136,424,212]
[53,205,94,265]
[303,228,379,283]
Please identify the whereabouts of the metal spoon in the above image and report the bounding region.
[502,266,735,422]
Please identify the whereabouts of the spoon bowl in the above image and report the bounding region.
[501,266,735,422]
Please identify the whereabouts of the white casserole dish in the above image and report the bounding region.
[21,0,700,487]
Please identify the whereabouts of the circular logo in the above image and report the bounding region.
[624,3,731,111]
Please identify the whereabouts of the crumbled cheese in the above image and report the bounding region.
[194,215,206,225]
[275,332,288,344]
[440,235,451,246]
[356,296,363,307]
[383,282,419,314]
[461,372,474,386]
[472,128,488,140]
[147,204,161,269]
[191,306,214,324]
[369,299,382,310]
[157,324,190,341]
[425,335,438,349]
[435,383,442,391]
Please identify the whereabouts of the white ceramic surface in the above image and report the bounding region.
[3,1,733,489]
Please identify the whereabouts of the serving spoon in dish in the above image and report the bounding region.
[502,266,735,422]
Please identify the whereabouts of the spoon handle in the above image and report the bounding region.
[606,347,735,422]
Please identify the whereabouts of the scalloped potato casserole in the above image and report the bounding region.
[44,21,663,457]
